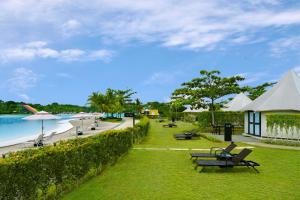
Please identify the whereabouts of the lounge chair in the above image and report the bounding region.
[33,134,44,147]
[76,126,83,135]
[163,123,177,128]
[195,148,260,173]
[174,130,200,140]
[190,143,237,160]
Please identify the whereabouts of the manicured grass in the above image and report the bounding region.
[64,120,300,200]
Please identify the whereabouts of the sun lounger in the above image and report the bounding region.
[163,123,177,128]
[174,130,200,140]
[195,148,260,173]
[33,134,44,147]
[190,143,237,159]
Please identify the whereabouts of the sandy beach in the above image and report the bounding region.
[0,117,136,156]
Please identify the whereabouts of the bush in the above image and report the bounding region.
[0,117,149,200]
[262,139,300,147]
[197,111,244,134]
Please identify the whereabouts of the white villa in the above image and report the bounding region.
[223,93,252,112]
[241,70,300,139]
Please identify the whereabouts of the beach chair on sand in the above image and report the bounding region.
[34,134,44,147]
[190,143,237,160]
[195,148,260,173]
[76,126,83,135]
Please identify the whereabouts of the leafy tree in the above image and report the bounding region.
[245,82,276,100]
[88,88,135,114]
[172,70,244,124]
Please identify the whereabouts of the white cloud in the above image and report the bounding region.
[240,72,268,85]
[294,66,300,74]
[18,94,30,101]
[1,1,300,50]
[0,41,114,62]
[144,71,183,85]
[270,36,300,56]
[62,19,82,36]
[5,67,40,100]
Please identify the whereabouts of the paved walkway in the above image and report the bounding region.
[211,134,260,143]
[243,142,300,151]
[206,133,300,150]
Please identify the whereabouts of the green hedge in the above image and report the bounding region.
[197,111,244,133]
[0,117,149,200]
[266,113,300,138]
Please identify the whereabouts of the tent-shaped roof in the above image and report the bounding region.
[183,106,208,113]
[223,93,252,111]
[242,70,300,112]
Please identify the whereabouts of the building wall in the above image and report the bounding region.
[261,112,267,137]
[244,112,248,134]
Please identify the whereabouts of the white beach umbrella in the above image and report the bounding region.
[72,112,93,131]
[23,111,61,139]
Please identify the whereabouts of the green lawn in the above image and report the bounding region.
[64,120,300,200]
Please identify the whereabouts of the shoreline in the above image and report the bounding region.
[0,117,134,155]
[0,119,74,147]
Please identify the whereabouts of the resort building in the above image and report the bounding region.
[183,106,208,113]
[142,109,160,118]
[242,70,300,139]
[223,93,252,111]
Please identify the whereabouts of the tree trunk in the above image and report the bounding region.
[211,99,215,125]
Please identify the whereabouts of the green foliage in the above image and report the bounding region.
[144,101,174,117]
[197,111,244,130]
[88,89,135,113]
[0,118,149,200]
[0,100,91,114]
[172,70,245,124]
[244,82,276,100]
[262,139,300,147]
[266,113,300,137]
[64,120,300,200]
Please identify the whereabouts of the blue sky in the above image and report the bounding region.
[1,0,300,105]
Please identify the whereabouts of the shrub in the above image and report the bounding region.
[197,111,244,134]
[0,117,149,200]
[266,113,300,139]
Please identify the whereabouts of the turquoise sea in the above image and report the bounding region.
[0,114,73,146]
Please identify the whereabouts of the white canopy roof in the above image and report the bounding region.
[242,70,300,112]
[223,93,252,111]
[183,106,208,113]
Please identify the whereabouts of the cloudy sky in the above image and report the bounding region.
[1,0,300,105]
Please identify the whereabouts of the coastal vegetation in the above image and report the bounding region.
[0,117,149,200]
[0,100,92,114]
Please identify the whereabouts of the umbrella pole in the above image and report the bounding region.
[82,118,84,131]
[42,120,44,143]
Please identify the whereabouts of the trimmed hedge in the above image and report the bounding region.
[197,111,244,133]
[0,117,149,200]
[266,113,300,138]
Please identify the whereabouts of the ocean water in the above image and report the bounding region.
[0,114,73,146]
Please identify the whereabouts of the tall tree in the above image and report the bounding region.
[88,88,135,114]
[245,82,276,100]
[172,70,244,125]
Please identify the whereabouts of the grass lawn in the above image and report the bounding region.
[64,120,300,200]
